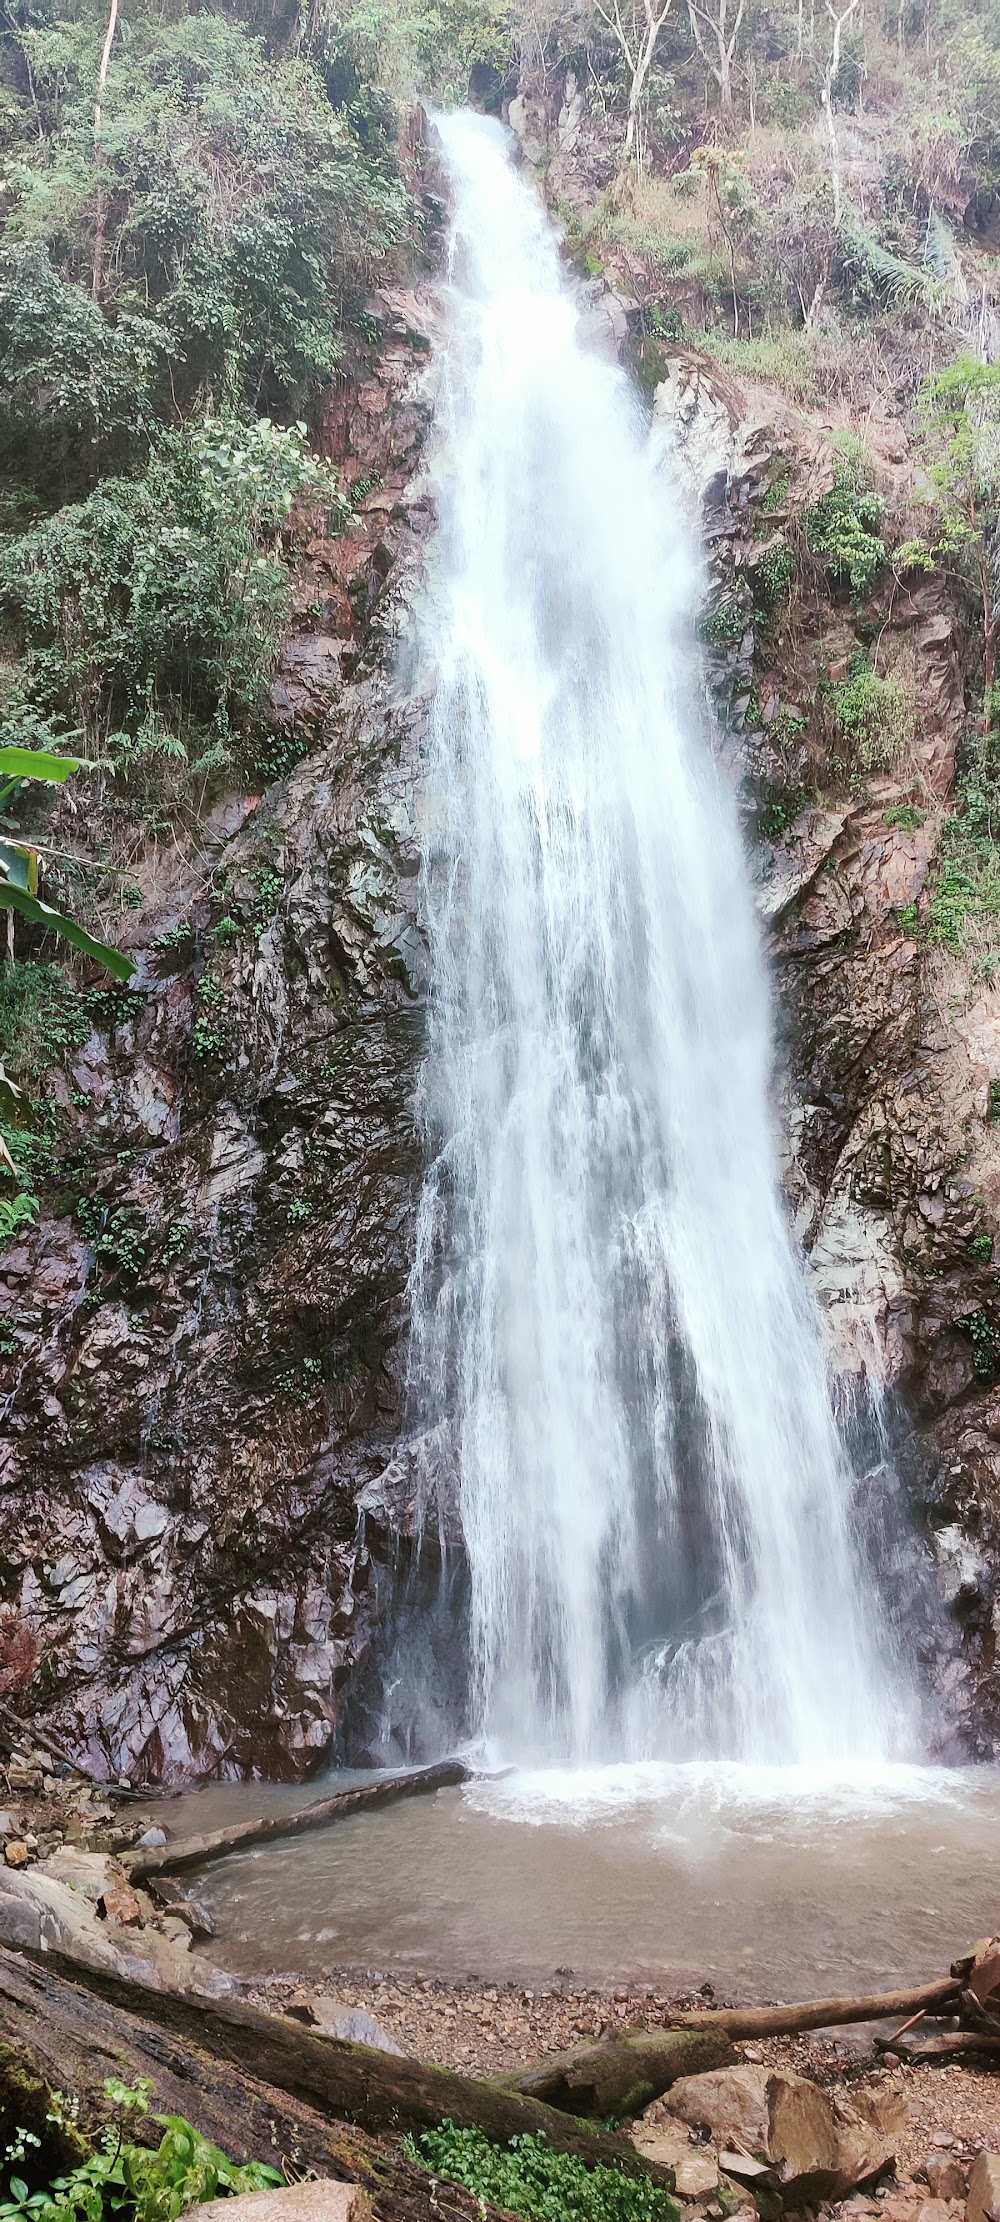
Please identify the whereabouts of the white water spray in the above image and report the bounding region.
[409,111,917,1768]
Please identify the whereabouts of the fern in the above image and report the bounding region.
[924,205,969,306]
[841,215,937,309]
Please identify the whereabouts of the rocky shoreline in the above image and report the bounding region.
[2,1741,999,2222]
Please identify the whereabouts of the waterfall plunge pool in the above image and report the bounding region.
[155,1761,1000,1998]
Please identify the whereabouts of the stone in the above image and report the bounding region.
[196,2183,371,2222]
[633,2115,720,2194]
[307,2000,404,2055]
[927,2161,969,2201]
[158,1916,193,1951]
[147,1878,215,1939]
[136,1828,168,1849]
[0,1811,17,1836]
[666,2066,771,2152]
[4,1840,30,1868]
[99,1883,144,1927]
[967,2154,1000,2222]
[766,2072,897,2203]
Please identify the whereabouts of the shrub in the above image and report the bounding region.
[1,417,339,773]
[806,440,886,595]
[832,660,917,772]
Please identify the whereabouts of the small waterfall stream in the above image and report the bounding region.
[408,111,919,1769]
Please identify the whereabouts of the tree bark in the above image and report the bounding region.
[125,1761,472,1881]
[6,1945,677,2190]
[0,1947,512,2222]
[500,2028,737,2117]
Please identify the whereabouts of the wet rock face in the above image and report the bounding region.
[0,295,440,1783]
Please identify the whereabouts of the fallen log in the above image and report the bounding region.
[501,2027,737,2117]
[125,1760,472,1881]
[874,2028,1000,2065]
[655,1976,962,2040]
[13,1944,677,2190]
[0,1945,510,2222]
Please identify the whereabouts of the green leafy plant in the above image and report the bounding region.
[957,1308,999,1380]
[405,2124,680,2222]
[0,2079,283,2222]
[0,747,134,978]
[806,444,886,597]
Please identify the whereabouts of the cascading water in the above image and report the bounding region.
[408,109,919,1770]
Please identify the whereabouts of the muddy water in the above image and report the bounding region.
[156,1762,1000,1998]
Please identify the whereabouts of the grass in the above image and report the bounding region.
[695,329,820,402]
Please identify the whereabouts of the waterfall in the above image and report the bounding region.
[408,110,918,1770]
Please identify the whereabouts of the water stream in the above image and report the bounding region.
[406,111,919,1768]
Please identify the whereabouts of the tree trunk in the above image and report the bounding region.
[125,1761,472,1882]
[91,0,119,301]
[500,2028,737,2117]
[0,1947,511,2222]
[657,1975,961,2038]
[5,1945,677,2190]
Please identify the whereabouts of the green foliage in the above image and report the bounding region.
[969,1231,994,1262]
[1,417,337,773]
[885,803,927,830]
[0,2077,283,2222]
[698,331,819,403]
[924,726,1000,969]
[989,1077,1000,1123]
[958,1307,999,1380]
[0,15,408,471]
[0,247,166,505]
[406,2124,681,2222]
[752,537,794,608]
[0,748,135,978]
[0,962,92,1090]
[831,659,916,772]
[191,971,230,1062]
[806,443,886,596]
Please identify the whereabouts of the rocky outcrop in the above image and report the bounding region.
[0,292,440,1782]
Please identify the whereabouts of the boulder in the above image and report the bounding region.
[967,2154,1000,2222]
[665,2066,771,2152]
[197,2185,371,2222]
[927,2159,969,2200]
[766,2071,898,2204]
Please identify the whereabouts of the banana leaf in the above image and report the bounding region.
[0,882,135,980]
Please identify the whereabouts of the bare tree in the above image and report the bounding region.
[820,0,859,227]
[91,0,120,301]
[686,0,747,114]
[595,0,677,167]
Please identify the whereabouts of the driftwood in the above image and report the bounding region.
[0,1946,513,2222]
[654,1976,962,2040]
[501,2027,737,2116]
[125,1760,473,1881]
[12,1945,677,2188]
